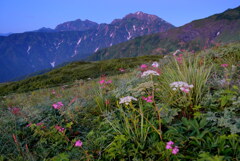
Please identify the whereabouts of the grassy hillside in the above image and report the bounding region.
[0,55,163,96]
[88,6,240,61]
[0,43,240,160]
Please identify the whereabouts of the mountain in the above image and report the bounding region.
[89,6,240,61]
[35,27,56,32]
[55,19,99,31]
[0,33,13,36]
[0,12,174,83]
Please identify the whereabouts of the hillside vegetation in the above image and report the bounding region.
[0,43,240,160]
[0,55,163,96]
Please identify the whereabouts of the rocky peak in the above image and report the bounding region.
[55,19,99,32]
[111,11,173,27]
[125,11,160,20]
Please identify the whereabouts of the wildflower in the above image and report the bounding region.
[9,107,21,115]
[52,90,56,95]
[172,146,179,155]
[99,76,112,86]
[141,70,160,77]
[221,64,228,68]
[170,81,193,93]
[119,68,125,72]
[166,141,179,155]
[140,64,148,69]
[142,96,153,103]
[99,79,105,84]
[119,96,137,105]
[165,141,174,149]
[55,125,65,133]
[26,123,32,127]
[52,102,64,110]
[167,141,174,145]
[152,62,159,68]
[105,99,110,105]
[75,140,83,147]
[105,80,112,84]
[36,122,43,126]
[166,144,172,149]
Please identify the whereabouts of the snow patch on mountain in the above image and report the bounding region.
[56,40,64,49]
[27,46,31,55]
[133,25,136,31]
[125,26,132,40]
[50,61,55,68]
[95,47,99,52]
[77,38,82,45]
[71,49,78,57]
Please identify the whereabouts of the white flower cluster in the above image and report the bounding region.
[152,62,159,68]
[141,70,160,77]
[170,81,194,93]
[119,96,137,105]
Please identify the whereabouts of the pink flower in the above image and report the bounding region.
[52,90,56,94]
[26,123,32,127]
[99,80,105,84]
[9,107,21,115]
[105,99,110,105]
[36,122,43,126]
[140,64,148,69]
[75,140,83,147]
[167,141,174,145]
[142,96,153,103]
[182,88,190,93]
[166,144,172,149]
[119,68,125,72]
[55,125,65,133]
[142,96,147,101]
[221,64,228,68]
[106,80,112,84]
[172,146,179,155]
[52,102,64,110]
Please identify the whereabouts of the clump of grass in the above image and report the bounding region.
[157,53,212,117]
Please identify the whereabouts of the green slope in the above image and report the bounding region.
[0,55,163,96]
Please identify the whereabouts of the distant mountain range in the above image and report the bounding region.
[0,33,13,36]
[0,11,174,82]
[89,6,240,61]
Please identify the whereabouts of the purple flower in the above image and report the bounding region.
[99,79,105,84]
[167,141,174,145]
[172,146,179,155]
[75,140,83,147]
[166,144,172,149]
[140,64,148,69]
[55,125,65,133]
[221,64,228,68]
[142,96,153,103]
[52,102,64,110]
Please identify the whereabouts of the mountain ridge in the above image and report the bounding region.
[88,6,240,61]
[0,11,174,83]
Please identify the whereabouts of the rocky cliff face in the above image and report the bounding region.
[0,12,174,82]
